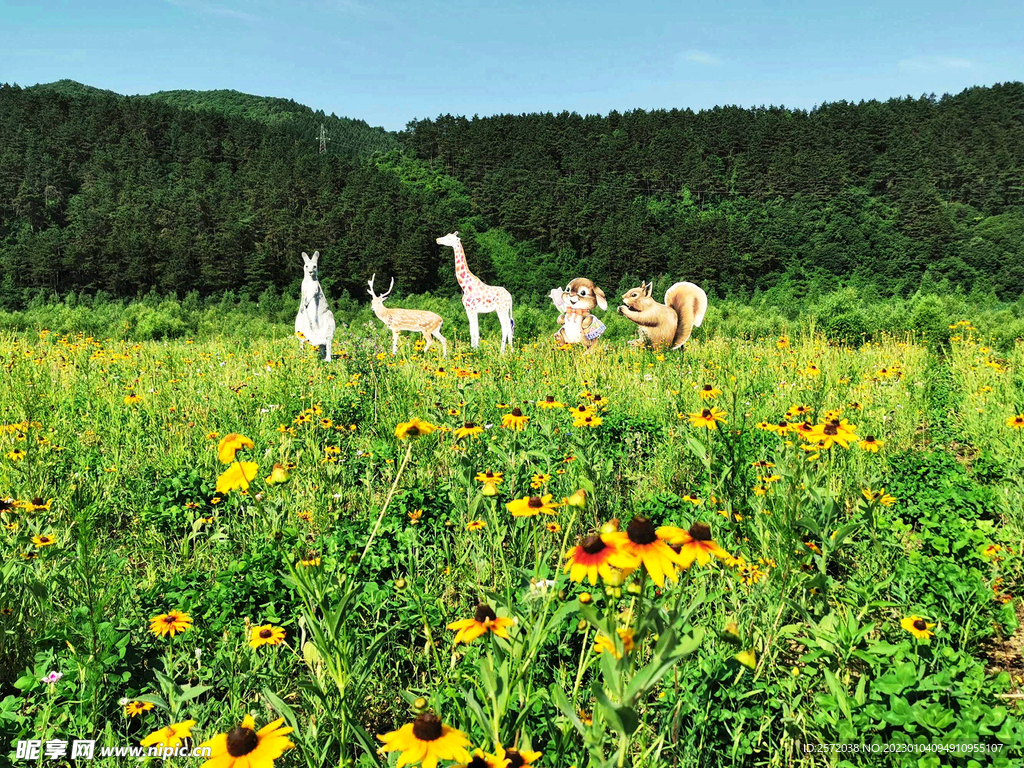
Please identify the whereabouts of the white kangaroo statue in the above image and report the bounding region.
[294,251,336,361]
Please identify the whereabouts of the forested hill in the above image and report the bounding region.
[1,81,1024,308]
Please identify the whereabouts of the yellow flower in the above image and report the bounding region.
[501,408,530,430]
[537,395,565,409]
[506,494,560,517]
[593,627,636,659]
[604,517,685,587]
[6,449,26,461]
[217,433,255,464]
[31,534,57,548]
[564,533,639,584]
[199,714,294,768]
[807,419,857,449]
[395,418,437,440]
[447,603,516,644]
[140,720,196,750]
[475,470,503,484]
[466,520,486,531]
[734,649,757,669]
[862,488,897,507]
[124,394,142,405]
[858,435,884,452]
[530,473,551,488]
[149,610,192,638]
[377,713,470,768]
[776,336,790,349]
[660,522,731,568]
[493,745,541,768]
[249,625,286,649]
[216,462,259,494]
[454,422,484,440]
[698,384,722,400]
[1007,415,1024,429]
[572,413,603,428]
[125,701,155,718]
[687,407,727,430]
[900,615,936,641]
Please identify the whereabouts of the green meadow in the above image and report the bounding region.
[2,312,1024,767]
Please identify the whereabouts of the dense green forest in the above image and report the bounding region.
[1,80,1023,309]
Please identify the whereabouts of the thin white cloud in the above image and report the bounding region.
[898,55,973,72]
[163,0,261,24]
[680,49,722,66]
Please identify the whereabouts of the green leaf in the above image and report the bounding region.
[261,688,301,734]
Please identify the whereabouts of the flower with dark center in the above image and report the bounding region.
[659,522,731,568]
[502,408,530,430]
[447,603,517,644]
[493,745,542,767]
[249,624,286,649]
[687,407,728,430]
[395,417,437,441]
[199,714,295,767]
[564,533,639,584]
[900,615,936,640]
[148,610,192,639]
[506,494,560,517]
[605,516,686,587]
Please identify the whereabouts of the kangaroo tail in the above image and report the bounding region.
[665,282,709,349]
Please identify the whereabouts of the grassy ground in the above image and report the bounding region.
[2,322,1024,767]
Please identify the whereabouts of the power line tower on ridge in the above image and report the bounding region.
[317,124,330,154]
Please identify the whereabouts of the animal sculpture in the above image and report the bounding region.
[549,278,608,350]
[435,231,514,353]
[368,274,448,357]
[617,281,708,350]
[294,251,336,361]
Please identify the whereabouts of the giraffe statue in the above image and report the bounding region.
[436,231,514,352]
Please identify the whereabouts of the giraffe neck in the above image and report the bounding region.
[452,240,484,292]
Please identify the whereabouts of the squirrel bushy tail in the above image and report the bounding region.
[665,282,709,349]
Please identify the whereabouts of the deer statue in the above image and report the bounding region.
[435,231,514,353]
[295,251,336,361]
[368,274,448,357]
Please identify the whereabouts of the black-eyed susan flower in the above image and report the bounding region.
[6,449,25,461]
[862,488,896,507]
[377,713,470,768]
[466,520,486,532]
[216,462,259,494]
[593,627,635,658]
[564,533,639,584]
[408,509,423,525]
[475,470,503,485]
[687,408,727,430]
[698,384,722,400]
[660,522,731,568]
[24,497,52,512]
[501,408,529,430]
[454,422,484,440]
[447,604,516,644]
[124,394,142,405]
[493,745,541,768]
[249,624,286,649]
[454,750,503,768]
[1007,415,1024,429]
[545,522,561,533]
[31,534,56,548]
[125,700,155,718]
[140,720,196,750]
[807,419,857,449]
[218,433,254,464]
[859,435,884,452]
[573,413,603,428]
[792,421,816,438]
[149,610,192,638]
[537,395,564,409]
[604,516,685,587]
[530,473,551,488]
[900,615,936,640]
[506,494,560,517]
[199,714,294,768]
[395,418,437,440]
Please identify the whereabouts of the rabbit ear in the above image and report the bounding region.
[595,286,608,311]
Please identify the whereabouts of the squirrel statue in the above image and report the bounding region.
[617,281,708,350]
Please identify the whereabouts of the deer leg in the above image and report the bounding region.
[392,331,399,356]
[422,330,432,353]
[434,328,448,358]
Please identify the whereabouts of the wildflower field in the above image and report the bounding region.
[3,322,1024,767]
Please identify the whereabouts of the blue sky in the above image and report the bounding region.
[2,0,1022,131]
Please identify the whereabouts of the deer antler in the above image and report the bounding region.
[368,273,377,297]
[382,277,395,299]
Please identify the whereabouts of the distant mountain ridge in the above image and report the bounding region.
[28,79,398,155]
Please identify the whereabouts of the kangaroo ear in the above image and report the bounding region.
[595,287,608,311]
[301,252,310,264]
[312,251,320,262]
